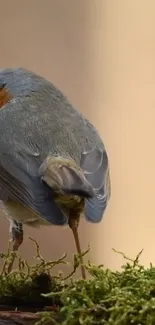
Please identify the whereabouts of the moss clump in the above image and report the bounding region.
[0,241,155,325]
[42,249,155,325]
[0,237,89,316]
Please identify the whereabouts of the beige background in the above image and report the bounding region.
[0,0,155,274]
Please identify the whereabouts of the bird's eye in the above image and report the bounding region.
[0,82,6,90]
[1,82,6,88]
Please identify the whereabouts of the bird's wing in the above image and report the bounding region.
[0,148,67,226]
[80,147,111,222]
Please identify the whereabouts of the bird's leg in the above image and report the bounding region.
[68,214,86,279]
[8,220,23,273]
[11,221,23,251]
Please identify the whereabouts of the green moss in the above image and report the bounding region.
[1,241,155,325]
[42,249,155,325]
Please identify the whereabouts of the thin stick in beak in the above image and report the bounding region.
[69,216,86,279]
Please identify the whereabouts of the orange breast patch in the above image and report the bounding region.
[0,86,13,109]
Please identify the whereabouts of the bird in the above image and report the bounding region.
[0,68,111,278]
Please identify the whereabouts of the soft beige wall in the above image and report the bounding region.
[0,0,155,273]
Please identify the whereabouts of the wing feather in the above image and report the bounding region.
[81,147,111,222]
[0,153,67,226]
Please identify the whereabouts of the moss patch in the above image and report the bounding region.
[0,241,155,324]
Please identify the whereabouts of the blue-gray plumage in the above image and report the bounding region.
[0,68,111,277]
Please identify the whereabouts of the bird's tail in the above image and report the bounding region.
[39,156,95,198]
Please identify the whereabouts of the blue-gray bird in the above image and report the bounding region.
[0,68,111,278]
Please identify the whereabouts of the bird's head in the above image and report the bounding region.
[0,68,43,98]
[0,68,44,110]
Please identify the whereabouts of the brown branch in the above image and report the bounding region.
[0,311,40,325]
[0,311,57,325]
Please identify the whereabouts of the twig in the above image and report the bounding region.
[63,245,90,280]
[112,248,144,266]
[29,237,44,262]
